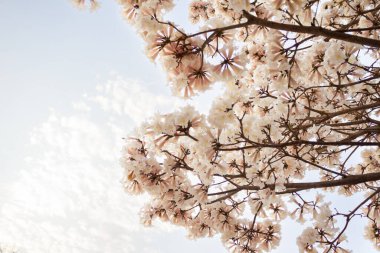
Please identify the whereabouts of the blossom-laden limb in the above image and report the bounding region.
[75,0,380,252]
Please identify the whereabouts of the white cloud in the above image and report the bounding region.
[90,76,180,124]
[0,77,180,253]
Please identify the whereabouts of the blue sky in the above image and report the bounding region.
[0,1,376,252]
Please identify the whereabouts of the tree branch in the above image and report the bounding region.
[209,172,380,198]
[242,10,380,48]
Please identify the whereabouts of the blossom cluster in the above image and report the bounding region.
[75,0,380,252]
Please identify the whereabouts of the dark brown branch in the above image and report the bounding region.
[281,172,380,190]
[327,188,380,251]
[209,172,380,199]
[218,140,380,151]
[242,10,380,48]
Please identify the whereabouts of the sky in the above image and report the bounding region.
[0,1,225,252]
[0,1,377,253]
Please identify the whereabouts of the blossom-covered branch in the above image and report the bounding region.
[242,10,380,48]
[75,0,380,252]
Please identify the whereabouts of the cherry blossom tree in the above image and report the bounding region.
[76,0,380,252]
